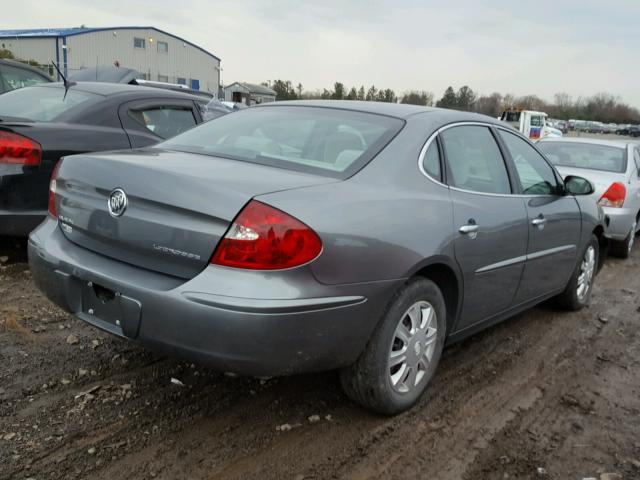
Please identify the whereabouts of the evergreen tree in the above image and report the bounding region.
[436,86,457,109]
[366,85,378,101]
[400,90,434,106]
[271,80,297,100]
[383,88,397,103]
[332,82,345,100]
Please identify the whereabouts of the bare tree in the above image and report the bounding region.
[474,92,503,117]
[456,86,477,111]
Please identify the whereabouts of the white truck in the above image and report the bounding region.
[500,110,563,140]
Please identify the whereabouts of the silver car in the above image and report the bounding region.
[538,137,640,258]
[29,101,605,414]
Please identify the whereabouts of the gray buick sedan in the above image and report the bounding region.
[29,101,605,414]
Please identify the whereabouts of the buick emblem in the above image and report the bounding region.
[108,188,128,217]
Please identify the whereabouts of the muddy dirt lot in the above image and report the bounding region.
[1,235,640,480]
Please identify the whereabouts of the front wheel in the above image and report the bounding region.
[340,278,446,415]
[555,235,599,310]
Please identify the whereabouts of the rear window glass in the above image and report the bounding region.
[538,141,627,173]
[0,85,99,122]
[502,111,520,123]
[160,106,404,178]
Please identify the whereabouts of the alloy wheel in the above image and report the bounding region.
[388,301,438,394]
[577,245,596,301]
[628,222,637,254]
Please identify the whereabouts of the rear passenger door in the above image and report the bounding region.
[119,98,202,148]
[439,125,529,331]
[497,129,581,302]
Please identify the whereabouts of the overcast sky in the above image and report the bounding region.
[5,0,639,106]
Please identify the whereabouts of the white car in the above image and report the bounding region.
[539,137,640,258]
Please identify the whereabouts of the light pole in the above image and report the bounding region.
[215,64,223,98]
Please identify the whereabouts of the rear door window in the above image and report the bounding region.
[498,130,560,195]
[441,126,511,194]
[421,140,441,181]
[129,107,197,139]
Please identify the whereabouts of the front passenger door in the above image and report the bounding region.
[497,129,581,303]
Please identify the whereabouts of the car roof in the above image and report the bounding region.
[255,99,502,123]
[32,81,205,101]
[538,137,630,149]
[0,59,53,80]
[258,100,440,118]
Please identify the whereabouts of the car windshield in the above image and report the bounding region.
[538,142,627,173]
[0,85,100,122]
[160,106,404,178]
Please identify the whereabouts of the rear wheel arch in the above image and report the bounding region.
[592,225,607,271]
[410,260,461,335]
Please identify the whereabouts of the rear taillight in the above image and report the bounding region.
[0,131,42,165]
[211,200,322,270]
[598,182,626,208]
[48,160,62,218]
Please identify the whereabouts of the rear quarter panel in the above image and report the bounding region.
[574,194,607,264]
[256,113,458,286]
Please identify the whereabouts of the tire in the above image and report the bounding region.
[555,235,599,311]
[610,222,636,259]
[340,278,446,415]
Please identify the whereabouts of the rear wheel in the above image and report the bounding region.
[340,278,446,415]
[610,222,636,259]
[555,235,599,310]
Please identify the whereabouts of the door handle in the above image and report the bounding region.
[459,224,479,234]
[531,216,547,227]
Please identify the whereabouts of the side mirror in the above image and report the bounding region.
[564,175,594,196]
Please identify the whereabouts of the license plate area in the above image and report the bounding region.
[81,281,141,338]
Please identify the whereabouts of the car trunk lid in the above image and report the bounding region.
[55,148,337,279]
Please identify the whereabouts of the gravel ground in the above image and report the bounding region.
[1,240,639,480]
[1,135,640,479]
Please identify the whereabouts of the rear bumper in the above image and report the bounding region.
[602,206,637,241]
[0,209,46,236]
[28,218,401,376]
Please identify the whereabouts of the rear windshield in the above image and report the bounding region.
[538,141,627,173]
[160,106,404,178]
[502,111,521,123]
[0,85,100,122]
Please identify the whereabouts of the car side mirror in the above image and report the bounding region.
[564,175,594,196]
